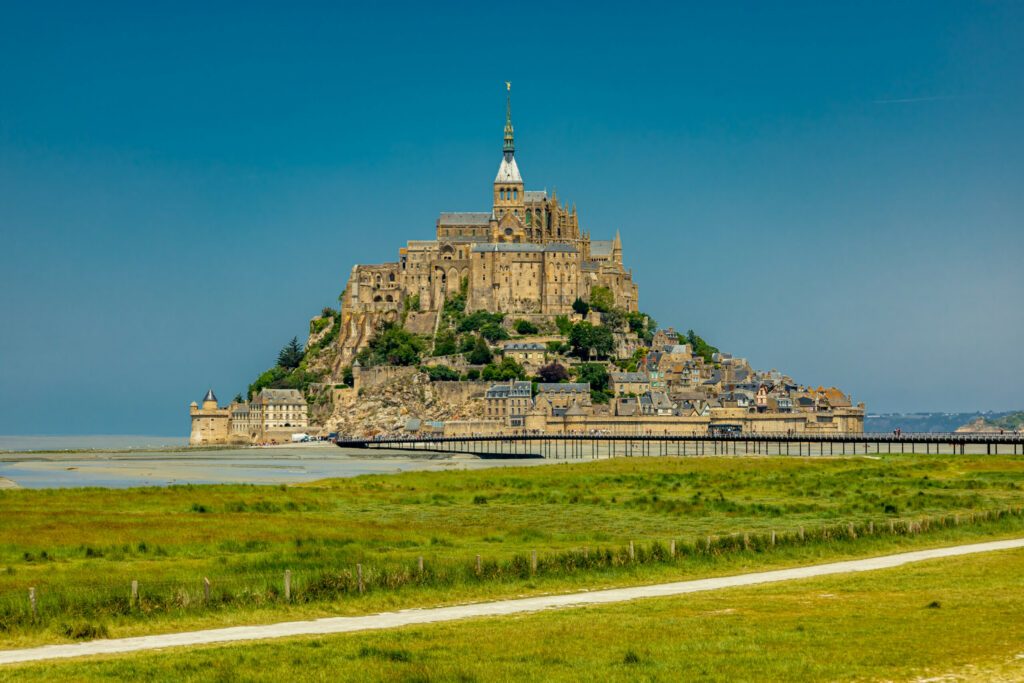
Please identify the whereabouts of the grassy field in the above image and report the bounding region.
[1,454,1023,648]
[5,546,1024,681]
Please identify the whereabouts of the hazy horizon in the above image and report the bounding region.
[1,3,1022,436]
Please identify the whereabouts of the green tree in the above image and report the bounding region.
[575,362,610,392]
[277,337,304,369]
[355,323,425,367]
[432,328,457,356]
[600,308,625,331]
[590,286,615,312]
[247,365,288,400]
[458,335,477,353]
[457,310,505,333]
[444,291,467,318]
[591,326,615,358]
[514,319,539,335]
[232,393,244,404]
[568,322,595,359]
[421,365,461,381]
[341,365,354,387]
[481,357,526,381]
[480,322,510,342]
[687,329,720,363]
[572,297,590,316]
[569,322,615,360]
[466,336,493,365]
[627,312,657,344]
[555,315,573,336]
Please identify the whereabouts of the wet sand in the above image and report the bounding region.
[0,442,554,489]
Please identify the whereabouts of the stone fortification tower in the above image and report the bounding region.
[189,389,230,445]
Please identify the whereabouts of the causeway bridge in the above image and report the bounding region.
[336,432,1024,459]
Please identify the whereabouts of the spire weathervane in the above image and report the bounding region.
[503,81,514,160]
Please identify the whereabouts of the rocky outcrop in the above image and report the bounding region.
[325,371,486,438]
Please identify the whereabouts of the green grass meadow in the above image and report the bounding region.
[0,454,1023,649]
[6,546,1024,682]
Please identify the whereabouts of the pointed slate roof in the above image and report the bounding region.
[495,156,522,183]
[203,389,217,403]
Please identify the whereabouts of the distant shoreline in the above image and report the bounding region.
[0,441,335,459]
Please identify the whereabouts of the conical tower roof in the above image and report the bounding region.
[203,389,217,404]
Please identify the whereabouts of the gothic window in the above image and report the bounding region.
[388,273,395,282]
[525,210,532,226]
[513,189,518,200]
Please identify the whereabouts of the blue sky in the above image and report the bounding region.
[1,2,1022,435]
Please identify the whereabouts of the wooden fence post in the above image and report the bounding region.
[284,570,291,602]
[357,564,364,594]
[670,539,676,557]
[417,556,424,574]
[476,555,482,576]
[204,577,211,602]
[629,541,635,561]
[799,527,805,541]
[131,580,138,608]
[848,523,856,539]
[770,531,776,547]
[28,587,36,619]
[531,550,537,573]
[868,521,874,535]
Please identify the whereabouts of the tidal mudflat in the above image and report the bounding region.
[0,442,550,489]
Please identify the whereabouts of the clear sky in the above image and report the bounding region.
[1,2,1022,436]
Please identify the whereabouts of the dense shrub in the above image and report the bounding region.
[514,319,539,335]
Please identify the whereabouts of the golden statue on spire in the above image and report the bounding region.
[505,81,511,91]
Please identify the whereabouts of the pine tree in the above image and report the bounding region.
[277,336,304,369]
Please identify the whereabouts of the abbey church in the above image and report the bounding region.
[336,89,639,364]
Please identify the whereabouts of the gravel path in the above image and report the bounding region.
[3,537,1022,666]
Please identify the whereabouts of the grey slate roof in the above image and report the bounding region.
[485,381,532,398]
[610,372,649,383]
[438,212,491,225]
[590,240,613,257]
[203,389,217,403]
[471,242,578,254]
[537,382,590,394]
[255,388,307,406]
[503,342,546,351]
[443,235,489,243]
[524,190,548,202]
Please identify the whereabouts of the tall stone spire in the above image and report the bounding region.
[494,81,523,213]
[503,81,514,161]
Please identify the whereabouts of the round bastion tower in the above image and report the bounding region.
[189,389,230,445]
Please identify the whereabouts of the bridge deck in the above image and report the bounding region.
[336,433,1024,459]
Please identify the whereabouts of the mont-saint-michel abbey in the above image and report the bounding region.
[190,88,864,444]
[338,92,638,363]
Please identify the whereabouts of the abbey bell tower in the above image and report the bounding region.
[493,82,524,221]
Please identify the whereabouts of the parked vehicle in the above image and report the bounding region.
[708,424,742,436]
